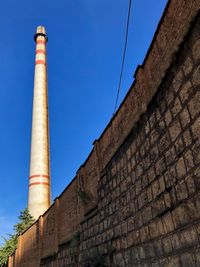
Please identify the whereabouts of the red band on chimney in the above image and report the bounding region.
[36,49,45,55]
[29,182,50,187]
[35,59,46,65]
[29,174,49,179]
[37,40,46,45]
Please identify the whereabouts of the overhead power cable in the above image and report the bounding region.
[113,0,132,116]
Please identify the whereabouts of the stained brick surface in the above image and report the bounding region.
[80,13,200,267]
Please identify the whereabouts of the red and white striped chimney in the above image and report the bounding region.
[28,26,51,219]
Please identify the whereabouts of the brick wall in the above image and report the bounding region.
[8,1,200,266]
[80,14,200,267]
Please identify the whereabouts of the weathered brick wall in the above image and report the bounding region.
[8,1,200,266]
[80,14,200,267]
[16,221,40,267]
[40,234,79,267]
[58,178,80,245]
[41,201,58,260]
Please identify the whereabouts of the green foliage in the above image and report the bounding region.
[0,208,35,266]
[13,208,35,236]
[0,235,17,266]
[81,247,107,267]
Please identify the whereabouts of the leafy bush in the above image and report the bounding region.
[0,208,35,266]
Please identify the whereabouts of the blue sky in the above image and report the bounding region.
[0,0,167,242]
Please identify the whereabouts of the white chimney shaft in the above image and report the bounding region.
[28,26,51,219]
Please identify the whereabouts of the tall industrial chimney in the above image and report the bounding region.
[28,26,51,219]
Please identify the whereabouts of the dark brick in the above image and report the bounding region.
[182,56,193,76]
[185,175,196,195]
[142,173,149,188]
[155,157,166,176]
[165,89,175,106]
[192,141,200,165]
[164,166,177,188]
[135,163,143,179]
[165,109,173,126]
[179,107,191,129]
[192,39,200,63]
[131,230,140,246]
[171,233,181,251]
[162,213,174,233]
[172,205,190,227]
[183,128,192,147]
[165,146,176,166]
[147,186,153,203]
[179,81,193,104]
[138,191,147,209]
[159,97,167,114]
[180,253,196,267]
[193,167,200,190]
[143,243,155,258]
[150,144,159,163]
[179,227,198,248]
[140,226,149,243]
[149,220,159,239]
[120,179,127,193]
[167,256,181,267]
[127,217,135,232]
[174,136,185,157]
[188,91,200,119]
[126,147,132,160]
[162,236,172,254]
[176,181,188,201]
[192,65,200,86]
[147,166,156,183]
[169,119,182,142]
[152,197,166,217]
[138,246,145,260]
[159,176,166,193]
[159,258,170,267]
[153,239,163,257]
[176,157,186,179]
[152,180,160,199]
[127,162,131,175]
[156,119,166,135]
[159,132,171,154]
[170,187,177,206]
[144,120,150,135]
[150,128,160,146]
[121,222,128,235]
[142,206,152,224]
[164,192,172,209]
[156,107,162,121]
[184,149,194,172]
[195,251,200,267]
[173,70,184,92]
[171,97,182,118]
[144,137,150,153]
[129,200,136,214]
[131,156,136,170]
[135,179,142,196]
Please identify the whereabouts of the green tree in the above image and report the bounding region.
[0,235,17,266]
[13,208,35,236]
[0,208,35,266]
